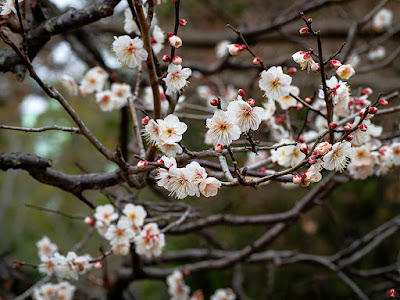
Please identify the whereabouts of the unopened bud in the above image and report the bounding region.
[288,67,297,74]
[379,99,388,106]
[179,19,187,26]
[329,121,338,130]
[307,18,313,24]
[344,122,353,132]
[299,27,309,35]
[298,136,305,143]
[167,32,173,37]
[308,156,317,164]
[280,114,287,120]
[141,116,151,125]
[330,60,342,69]
[137,161,148,169]
[238,89,245,97]
[368,107,378,114]
[156,159,165,167]
[253,57,261,65]
[246,98,256,107]
[359,123,368,132]
[345,134,353,142]
[210,98,219,106]
[84,217,95,226]
[214,144,224,153]
[110,72,118,80]
[172,56,182,65]
[274,117,282,125]
[228,44,241,56]
[94,261,103,269]
[361,87,373,96]
[300,143,308,153]
[169,35,182,48]
[292,175,302,184]
[162,54,171,62]
[239,44,246,51]
[183,269,191,276]
[304,97,312,104]
[13,262,22,269]
[259,168,266,172]
[301,173,307,179]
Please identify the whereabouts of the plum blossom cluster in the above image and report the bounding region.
[33,282,76,300]
[157,156,221,199]
[36,236,93,280]
[143,114,188,157]
[205,95,267,146]
[93,203,165,258]
[166,270,236,300]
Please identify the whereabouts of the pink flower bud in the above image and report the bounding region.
[330,60,342,69]
[141,116,151,125]
[344,122,353,132]
[214,144,224,153]
[345,134,353,142]
[137,161,148,169]
[308,156,317,164]
[246,98,256,107]
[361,87,373,96]
[179,19,187,26]
[359,123,368,132]
[210,98,219,106]
[94,261,103,269]
[299,27,309,35]
[300,143,308,154]
[301,173,307,179]
[239,44,246,51]
[183,269,191,276]
[84,217,95,226]
[156,159,164,167]
[167,32,173,37]
[292,175,302,184]
[368,107,378,114]
[162,54,171,62]
[172,56,182,65]
[13,262,22,269]
[110,72,118,80]
[275,117,282,125]
[169,35,182,48]
[316,142,331,156]
[329,122,338,130]
[304,97,312,104]
[259,168,266,172]
[298,136,305,143]
[379,99,388,106]
[228,44,241,56]
[348,97,355,106]
[307,18,313,24]
[238,89,245,97]
[280,114,286,120]
[288,67,297,74]
[253,57,261,65]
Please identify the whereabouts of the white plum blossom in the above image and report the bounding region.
[336,64,355,80]
[276,85,300,110]
[373,146,393,176]
[143,119,161,145]
[142,85,186,113]
[227,99,267,132]
[112,242,131,256]
[61,75,78,96]
[368,46,386,61]
[96,90,118,112]
[0,0,23,18]
[271,140,306,168]
[372,8,393,32]
[105,218,136,246]
[165,167,198,199]
[111,82,132,108]
[167,270,191,300]
[134,223,165,259]
[122,203,147,227]
[323,141,353,172]
[151,25,165,54]
[259,66,292,100]
[158,142,183,157]
[94,204,118,235]
[33,282,76,300]
[112,36,148,68]
[216,40,231,57]
[186,161,208,185]
[79,66,108,95]
[199,177,221,197]
[210,288,237,300]
[292,51,317,71]
[320,76,350,110]
[124,8,141,35]
[36,236,58,258]
[206,110,241,146]
[157,114,188,144]
[163,64,192,96]
[38,255,56,276]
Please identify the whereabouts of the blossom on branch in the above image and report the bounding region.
[322,141,353,172]
[227,99,267,132]
[163,64,192,96]
[206,110,241,146]
[259,66,292,100]
[112,36,148,68]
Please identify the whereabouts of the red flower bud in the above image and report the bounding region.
[210,98,219,106]
[308,156,317,164]
[288,67,297,74]
[246,98,256,107]
[344,122,353,132]
[379,99,388,106]
[259,168,267,172]
[13,262,22,269]
[304,97,312,104]
[172,56,182,65]
[141,116,151,125]
[179,19,187,26]
[238,89,245,97]
[292,175,302,184]
[239,44,246,51]
[156,159,165,167]
[137,161,148,169]
[300,143,308,154]
[329,122,338,130]
[345,134,353,142]
[214,144,224,153]
[162,54,171,62]
[330,60,342,69]
[307,18,313,24]
[167,32,173,37]
[253,57,261,65]
[275,117,282,125]
[361,87,373,96]
[299,27,309,35]
[84,217,95,226]
[298,136,305,143]
[359,123,368,132]
[368,107,378,114]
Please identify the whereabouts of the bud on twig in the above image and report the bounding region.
[300,143,308,154]
[246,98,256,107]
[379,99,388,106]
[299,27,309,35]
[137,161,148,169]
[329,122,338,130]
[308,156,317,164]
[162,54,171,62]
[253,57,261,65]
[156,159,165,167]
[344,122,353,132]
[141,116,151,125]
[214,144,224,153]
[172,56,182,65]
[288,67,297,74]
[345,134,353,141]
[238,89,245,97]
[210,98,219,106]
[84,217,95,226]
[292,175,302,184]
[368,107,378,114]
[359,123,368,132]
[179,19,187,26]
